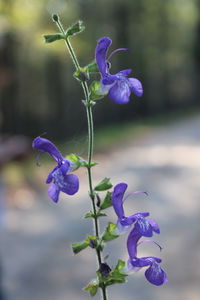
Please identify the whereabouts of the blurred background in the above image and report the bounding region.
[0,0,200,299]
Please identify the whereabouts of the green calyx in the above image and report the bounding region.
[101,222,119,242]
[94,177,113,191]
[65,20,85,37]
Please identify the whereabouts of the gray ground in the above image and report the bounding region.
[1,113,200,300]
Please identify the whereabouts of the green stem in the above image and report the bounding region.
[55,16,108,300]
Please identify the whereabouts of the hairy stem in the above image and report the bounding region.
[55,16,108,300]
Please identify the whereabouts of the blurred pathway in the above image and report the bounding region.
[1,114,200,300]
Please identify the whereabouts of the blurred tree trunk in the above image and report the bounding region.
[194,0,200,104]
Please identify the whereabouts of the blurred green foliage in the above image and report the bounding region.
[0,0,199,141]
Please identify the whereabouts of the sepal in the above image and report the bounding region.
[66,154,97,170]
[72,240,89,254]
[87,235,98,249]
[66,153,86,170]
[43,33,65,43]
[94,178,113,191]
[85,61,99,73]
[73,67,90,82]
[66,20,85,37]
[102,222,119,242]
[84,279,99,297]
[89,81,107,100]
[104,260,128,286]
[99,191,112,210]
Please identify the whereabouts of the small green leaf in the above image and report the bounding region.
[100,191,112,210]
[89,81,107,100]
[102,222,119,242]
[72,240,89,254]
[84,211,95,219]
[84,279,99,297]
[43,33,65,43]
[66,20,85,37]
[95,178,113,191]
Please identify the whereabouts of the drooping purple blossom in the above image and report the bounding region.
[127,227,168,286]
[95,37,143,104]
[111,183,160,237]
[32,136,79,203]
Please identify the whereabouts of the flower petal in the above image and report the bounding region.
[117,69,132,77]
[111,183,128,219]
[145,262,168,286]
[135,217,153,237]
[127,227,142,259]
[129,78,143,97]
[108,78,131,104]
[116,219,131,233]
[102,74,118,85]
[148,218,160,234]
[95,37,112,77]
[61,174,79,195]
[48,183,60,203]
[132,256,162,268]
[59,159,70,175]
[32,137,63,163]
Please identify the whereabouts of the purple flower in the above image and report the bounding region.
[111,183,160,237]
[32,137,79,203]
[95,37,143,104]
[127,227,168,286]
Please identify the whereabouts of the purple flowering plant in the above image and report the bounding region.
[33,15,167,299]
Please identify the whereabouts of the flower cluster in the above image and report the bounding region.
[33,22,168,298]
[32,137,79,203]
[111,183,167,286]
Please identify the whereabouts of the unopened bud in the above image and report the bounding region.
[52,14,59,22]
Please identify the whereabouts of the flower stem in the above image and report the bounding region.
[55,16,108,300]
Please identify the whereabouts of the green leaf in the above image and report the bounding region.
[84,279,99,297]
[102,222,119,242]
[84,211,107,219]
[95,178,113,191]
[89,81,107,100]
[100,191,112,210]
[43,33,65,43]
[66,20,85,37]
[72,240,89,254]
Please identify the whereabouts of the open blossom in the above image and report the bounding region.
[111,183,160,237]
[95,37,143,104]
[32,137,79,203]
[127,227,168,286]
